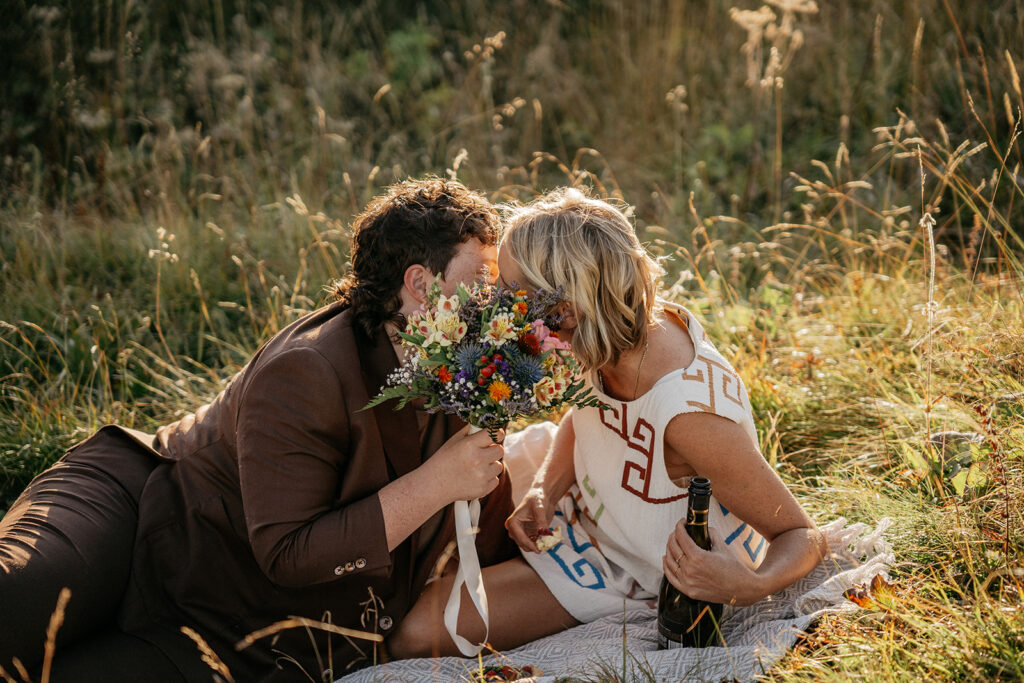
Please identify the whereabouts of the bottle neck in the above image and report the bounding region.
[687,492,711,524]
[686,492,712,550]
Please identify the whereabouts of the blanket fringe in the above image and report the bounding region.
[794,517,895,615]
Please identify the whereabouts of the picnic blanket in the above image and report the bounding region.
[337,516,893,682]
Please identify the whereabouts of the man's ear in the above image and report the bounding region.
[402,264,433,305]
[556,301,578,330]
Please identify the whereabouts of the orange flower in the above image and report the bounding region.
[488,380,512,403]
[438,365,453,383]
[513,302,528,316]
[515,289,527,298]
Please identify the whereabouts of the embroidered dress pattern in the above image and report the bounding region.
[520,303,769,623]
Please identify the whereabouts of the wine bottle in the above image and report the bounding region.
[657,476,724,648]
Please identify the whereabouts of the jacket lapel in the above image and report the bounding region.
[356,324,423,480]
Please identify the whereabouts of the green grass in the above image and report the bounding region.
[2,1,1023,680]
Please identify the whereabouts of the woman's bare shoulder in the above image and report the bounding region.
[646,308,697,376]
[662,410,758,474]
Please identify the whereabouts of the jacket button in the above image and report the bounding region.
[334,565,345,576]
[379,616,393,631]
[355,558,367,569]
[344,561,355,572]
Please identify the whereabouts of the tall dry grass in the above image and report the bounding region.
[1,0,1022,680]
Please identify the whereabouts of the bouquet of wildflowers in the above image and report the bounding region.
[365,277,602,430]
[365,275,602,658]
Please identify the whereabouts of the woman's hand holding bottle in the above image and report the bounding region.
[662,519,762,607]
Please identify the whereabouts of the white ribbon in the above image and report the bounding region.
[443,426,490,656]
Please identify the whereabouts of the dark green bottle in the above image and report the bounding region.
[657,477,724,648]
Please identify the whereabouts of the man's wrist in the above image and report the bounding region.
[412,456,455,510]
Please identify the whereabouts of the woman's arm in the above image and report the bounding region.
[661,412,828,605]
[505,410,577,552]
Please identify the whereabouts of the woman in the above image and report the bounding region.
[499,187,827,624]
[390,187,827,656]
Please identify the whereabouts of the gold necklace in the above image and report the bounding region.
[598,340,649,401]
[632,341,649,400]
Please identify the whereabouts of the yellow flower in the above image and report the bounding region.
[488,380,512,403]
[532,377,557,406]
[421,310,468,347]
[407,311,430,338]
[534,363,572,406]
[551,361,572,384]
[483,313,518,346]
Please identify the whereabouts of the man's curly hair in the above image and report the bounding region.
[332,177,500,337]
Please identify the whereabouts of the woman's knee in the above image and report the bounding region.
[387,608,436,659]
[387,580,453,660]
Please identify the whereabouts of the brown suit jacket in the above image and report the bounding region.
[111,302,516,681]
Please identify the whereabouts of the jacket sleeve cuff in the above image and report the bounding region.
[319,493,393,582]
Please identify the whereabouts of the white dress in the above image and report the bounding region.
[515,303,768,622]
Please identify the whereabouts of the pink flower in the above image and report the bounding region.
[531,320,571,352]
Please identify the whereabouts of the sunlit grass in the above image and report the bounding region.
[1,1,1022,680]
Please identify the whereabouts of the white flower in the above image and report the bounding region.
[424,311,468,347]
[436,294,461,314]
[483,313,518,347]
[533,363,572,406]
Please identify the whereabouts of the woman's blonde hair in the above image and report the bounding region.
[501,187,664,371]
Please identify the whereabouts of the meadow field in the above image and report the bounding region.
[1,0,1022,679]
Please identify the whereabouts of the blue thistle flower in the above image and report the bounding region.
[453,342,485,372]
[510,355,545,387]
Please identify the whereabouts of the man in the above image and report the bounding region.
[0,178,517,681]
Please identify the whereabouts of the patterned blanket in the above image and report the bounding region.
[337,517,893,683]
